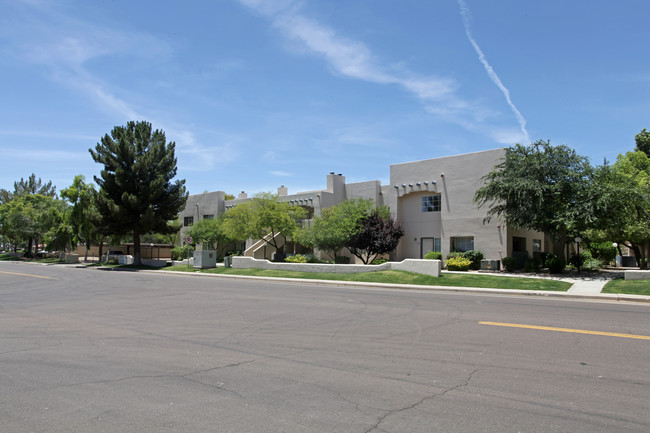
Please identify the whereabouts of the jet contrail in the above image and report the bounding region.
[458,0,530,143]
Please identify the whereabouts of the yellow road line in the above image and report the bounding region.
[0,270,56,280]
[479,321,650,341]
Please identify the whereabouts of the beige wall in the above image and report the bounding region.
[180,149,550,264]
[179,191,226,243]
[73,244,173,259]
[390,149,507,261]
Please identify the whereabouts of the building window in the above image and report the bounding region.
[203,214,214,220]
[422,195,441,212]
[533,239,542,252]
[451,236,474,253]
[513,236,526,252]
[184,216,194,227]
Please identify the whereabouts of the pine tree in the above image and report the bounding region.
[89,121,188,265]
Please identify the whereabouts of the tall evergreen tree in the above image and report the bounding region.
[89,121,188,265]
[635,128,650,157]
[13,173,56,197]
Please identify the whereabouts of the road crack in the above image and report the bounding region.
[41,359,257,400]
[364,369,479,433]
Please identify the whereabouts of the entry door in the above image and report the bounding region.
[420,237,436,259]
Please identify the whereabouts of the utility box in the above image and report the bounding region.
[481,259,500,271]
[193,250,217,269]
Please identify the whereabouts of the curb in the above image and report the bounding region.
[140,268,650,304]
[8,261,649,304]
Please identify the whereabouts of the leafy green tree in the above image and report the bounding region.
[89,121,188,265]
[41,198,74,253]
[295,198,375,261]
[474,141,594,260]
[222,192,306,259]
[635,128,650,157]
[0,189,12,205]
[346,208,404,264]
[593,151,650,268]
[60,175,101,261]
[0,194,60,255]
[187,215,233,258]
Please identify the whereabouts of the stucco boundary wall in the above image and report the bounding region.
[232,257,441,277]
[625,270,650,280]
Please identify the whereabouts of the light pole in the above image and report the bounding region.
[575,236,582,273]
[612,242,618,267]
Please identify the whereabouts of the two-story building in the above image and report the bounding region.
[179,149,546,264]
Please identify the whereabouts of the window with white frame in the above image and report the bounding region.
[451,236,474,252]
[422,195,441,212]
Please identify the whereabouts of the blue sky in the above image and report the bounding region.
[1,0,648,196]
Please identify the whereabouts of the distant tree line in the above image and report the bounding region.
[1,121,188,265]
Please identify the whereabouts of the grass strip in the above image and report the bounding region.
[164,265,571,291]
[602,279,650,296]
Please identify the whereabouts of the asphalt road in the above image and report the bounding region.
[1,261,649,433]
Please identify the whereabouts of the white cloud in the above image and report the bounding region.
[237,0,528,145]
[2,1,235,173]
[457,0,530,143]
[489,128,529,145]
[270,170,291,176]
[238,1,468,114]
[0,147,89,162]
[172,128,240,172]
[0,130,97,141]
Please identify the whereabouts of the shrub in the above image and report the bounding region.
[424,251,442,260]
[581,257,602,272]
[462,250,484,270]
[305,254,321,263]
[587,241,616,264]
[285,254,308,263]
[501,256,516,272]
[371,258,389,265]
[569,251,602,272]
[539,252,551,268]
[447,252,463,259]
[171,244,194,260]
[545,254,565,274]
[569,253,586,269]
[334,256,350,264]
[523,257,541,273]
[446,256,472,271]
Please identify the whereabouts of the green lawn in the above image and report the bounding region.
[164,265,571,291]
[0,254,65,264]
[603,279,650,296]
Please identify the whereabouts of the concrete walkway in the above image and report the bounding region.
[566,278,610,294]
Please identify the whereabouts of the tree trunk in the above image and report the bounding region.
[631,244,643,269]
[637,242,649,270]
[98,240,104,262]
[84,243,90,262]
[26,237,33,257]
[133,230,142,266]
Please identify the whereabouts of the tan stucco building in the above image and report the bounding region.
[179,149,546,265]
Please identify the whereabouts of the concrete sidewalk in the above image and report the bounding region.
[567,278,611,295]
